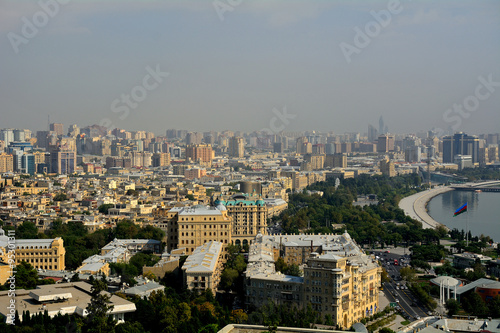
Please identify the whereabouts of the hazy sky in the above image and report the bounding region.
[1,0,499,136]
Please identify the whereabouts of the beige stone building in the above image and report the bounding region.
[182,241,225,293]
[161,205,232,255]
[0,229,65,271]
[245,233,381,329]
[218,195,268,247]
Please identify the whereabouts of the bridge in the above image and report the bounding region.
[451,180,500,192]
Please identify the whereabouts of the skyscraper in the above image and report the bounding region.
[185,144,214,165]
[50,123,64,136]
[368,124,378,142]
[442,132,479,164]
[379,116,385,135]
[377,134,395,153]
[228,137,245,158]
[49,146,76,174]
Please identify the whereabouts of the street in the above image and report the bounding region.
[373,250,432,320]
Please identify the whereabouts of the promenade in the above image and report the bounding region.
[398,187,453,229]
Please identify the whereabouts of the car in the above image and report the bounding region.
[415,316,421,320]
[385,250,390,253]
[396,299,399,303]
[396,286,399,290]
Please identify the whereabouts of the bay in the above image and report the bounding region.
[427,191,500,242]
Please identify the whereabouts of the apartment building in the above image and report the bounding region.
[0,153,14,173]
[182,241,225,293]
[245,233,381,329]
[218,195,268,246]
[161,205,232,255]
[185,144,214,166]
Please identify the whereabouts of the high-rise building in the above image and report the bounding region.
[228,137,245,158]
[304,154,325,170]
[152,152,171,167]
[36,131,50,149]
[50,123,64,136]
[0,153,14,173]
[185,144,214,165]
[49,146,76,174]
[13,129,30,142]
[295,137,312,155]
[68,124,80,137]
[377,134,395,153]
[405,146,421,163]
[325,153,347,168]
[0,129,14,148]
[312,144,325,154]
[185,132,203,145]
[368,124,378,142]
[380,158,396,177]
[442,132,479,164]
[273,142,284,153]
[378,116,385,135]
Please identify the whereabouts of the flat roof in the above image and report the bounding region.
[0,282,135,322]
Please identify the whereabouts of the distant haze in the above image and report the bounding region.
[1,0,499,135]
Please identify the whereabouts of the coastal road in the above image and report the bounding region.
[398,187,452,229]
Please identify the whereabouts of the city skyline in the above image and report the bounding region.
[1,0,499,135]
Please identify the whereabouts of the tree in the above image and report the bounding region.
[17,221,40,239]
[286,264,303,277]
[84,278,115,333]
[53,192,68,201]
[220,268,239,290]
[380,328,396,333]
[11,261,39,289]
[462,292,488,318]
[489,296,500,318]
[98,204,114,214]
[399,267,416,283]
[445,299,461,317]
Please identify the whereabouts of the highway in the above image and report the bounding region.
[373,251,432,320]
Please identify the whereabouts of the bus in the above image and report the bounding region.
[394,259,399,266]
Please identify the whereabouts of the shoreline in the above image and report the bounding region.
[398,186,453,230]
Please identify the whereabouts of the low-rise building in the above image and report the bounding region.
[0,281,136,324]
[453,252,492,269]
